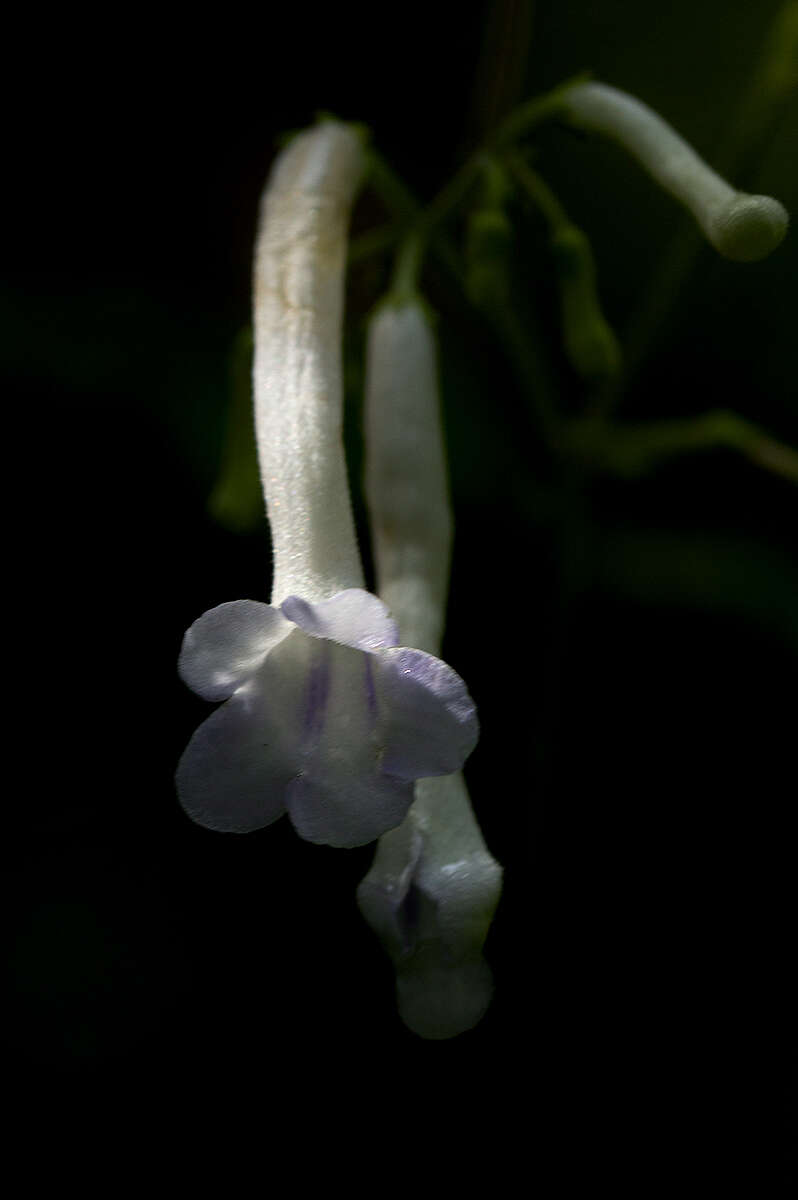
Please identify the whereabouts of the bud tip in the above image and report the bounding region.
[711,194,789,262]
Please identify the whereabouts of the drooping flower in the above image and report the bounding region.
[176,588,478,847]
[358,294,502,1038]
[176,120,480,849]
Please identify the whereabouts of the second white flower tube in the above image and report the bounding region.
[360,295,502,1039]
[364,300,452,656]
[253,120,365,604]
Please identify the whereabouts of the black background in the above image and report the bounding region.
[4,0,797,1176]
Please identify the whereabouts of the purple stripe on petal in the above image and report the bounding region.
[300,643,330,751]
[363,655,378,721]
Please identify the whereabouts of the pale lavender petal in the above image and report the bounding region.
[175,686,293,832]
[176,627,322,832]
[178,600,290,702]
[371,648,479,779]
[250,627,331,760]
[281,588,399,651]
[285,638,415,846]
[287,772,414,849]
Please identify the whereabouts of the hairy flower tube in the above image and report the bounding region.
[562,81,788,262]
[176,122,479,848]
[357,295,502,1038]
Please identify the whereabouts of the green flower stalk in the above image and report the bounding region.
[465,158,514,311]
[508,154,621,386]
[552,223,621,384]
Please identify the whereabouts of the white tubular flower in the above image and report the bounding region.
[562,81,789,262]
[357,298,502,1039]
[176,123,479,848]
[253,120,364,604]
[364,299,452,658]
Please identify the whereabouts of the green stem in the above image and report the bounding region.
[390,232,424,301]
[505,153,569,229]
[365,148,482,285]
[365,149,464,280]
[560,410,798,484]
[365,149,419,218]
[420,156,482,234]
[491,72,592,147]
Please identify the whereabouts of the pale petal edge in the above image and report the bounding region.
[373,647,479,780]
[281,588,399,652]
[175,686,293,832]
[178,599,290,702]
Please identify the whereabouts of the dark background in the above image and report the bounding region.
[4,0,796,1175]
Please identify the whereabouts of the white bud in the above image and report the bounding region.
[365,299,452,655]
[360,295,502,1039]
[563,81,788,261]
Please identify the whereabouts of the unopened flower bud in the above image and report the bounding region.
[551,224,621,383]
[563,81,789,261]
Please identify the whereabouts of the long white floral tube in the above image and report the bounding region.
[562,81,788,262]
[358,299,502,1038]
[176,126,480,848]
[364,301,452,658]
[253,120,365,604]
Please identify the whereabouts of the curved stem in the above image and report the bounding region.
[505,152,569,229]
[560,410,798,485]
[390,232,424,302]
[491,72,591,146]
